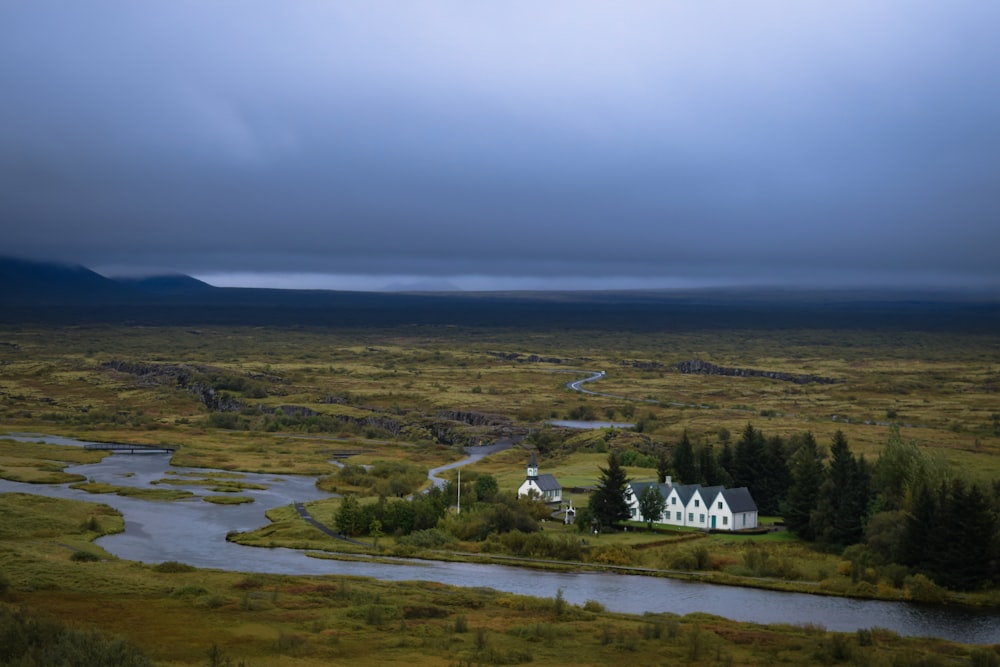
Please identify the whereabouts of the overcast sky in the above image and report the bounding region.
[2,2,999,291]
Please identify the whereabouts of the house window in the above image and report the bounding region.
[671,497,676,505]
[699,514,704,523]
[676,512,681,520]
[688,513,693,522]
[723,516,728,526]
[718,501,723,509]
[694,499,699,507]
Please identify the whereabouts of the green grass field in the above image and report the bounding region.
[0,323,998,664]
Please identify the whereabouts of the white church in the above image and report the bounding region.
[516,452,562,503]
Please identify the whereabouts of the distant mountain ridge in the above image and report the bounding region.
[114,274,216,294]
[0,256,139,304]
[1,256,997,333]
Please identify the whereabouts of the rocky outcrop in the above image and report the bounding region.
[101,360,197,386]
[486,351,567,364]
[619,359,663,369]
[187,384,243,412]
[437,410,506,427]
[674,359,838,385]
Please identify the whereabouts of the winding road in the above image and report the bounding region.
[561,369,711,409]
[561,369,922,429]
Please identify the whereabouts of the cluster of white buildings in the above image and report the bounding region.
[625,478,758,531]
[517,454,758,532]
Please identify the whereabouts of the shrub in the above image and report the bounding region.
[0,604,152,666]
[153,560,196,573]
[454,614,469,633]
[828,633,852,661]
[552,588,566,618]
[397,528,457,549]
[904,574,947,604]
[170,585,209,598]
[70,550,100,562]
[971,648,1000,667]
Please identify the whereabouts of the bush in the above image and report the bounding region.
[904,574,947,604]
[0,604,152,666]
[70,550,100,562]
[153,560,196,573]
[972,648,1000,667]
[397,528,457,549]
[454,614,469,633]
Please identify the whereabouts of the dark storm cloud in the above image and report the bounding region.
[2,1,999,288]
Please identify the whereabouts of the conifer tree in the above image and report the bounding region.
[698,443,723,486]
[656,451,672,484]
[813,431,870,547]
[589,451,631,531]
[756,435,791,515]
[672,430,697,483]
[717,441,735,485]
[782,432,825,540]
[733,423,765,490]
[901,482,937,570]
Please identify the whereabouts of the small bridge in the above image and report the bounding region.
[84,443,176,454]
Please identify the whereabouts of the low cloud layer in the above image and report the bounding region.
[2,2,999,289]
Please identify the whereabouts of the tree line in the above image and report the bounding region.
[593,423,999,592]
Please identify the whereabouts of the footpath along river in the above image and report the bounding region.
[1,433,998,644]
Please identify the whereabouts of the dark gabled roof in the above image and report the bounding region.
[628,481,672,498]
[697,485,725,503]
[671,483,701,505]
[720,487,758,513]
[535,473,561,492]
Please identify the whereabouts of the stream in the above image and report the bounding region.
[1,432,998,644]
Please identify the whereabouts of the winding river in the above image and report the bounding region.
[1,433,998,644]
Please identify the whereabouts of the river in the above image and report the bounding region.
[1,433,997,644]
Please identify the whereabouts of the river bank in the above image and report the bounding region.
[2,432,998,643]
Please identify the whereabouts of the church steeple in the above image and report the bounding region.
[526,452,538,480]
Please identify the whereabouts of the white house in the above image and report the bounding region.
[707,487,759,531]
[517,452,562,503]
[625,478,758,531]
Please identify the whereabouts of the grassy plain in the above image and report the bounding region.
[1,493,995,667]
[0,322,998,664]
[1,325,997,471]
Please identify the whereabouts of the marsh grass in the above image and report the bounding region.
[0,439,103,484]
[68,481,196,501]
[1,323,998,663]
[3,325,996,479]
[202,494,254,505]
[0,492,993,666]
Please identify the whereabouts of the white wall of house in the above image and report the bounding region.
[518,479,561,502]
[624,482,758,531]
[687,488,710,530]
[663,487,687,527]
